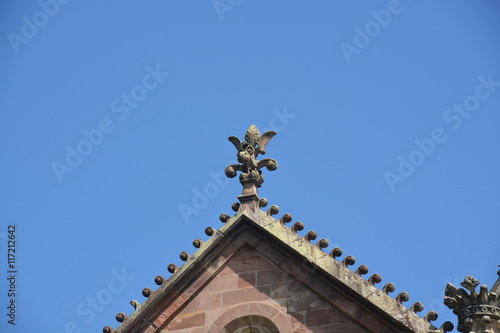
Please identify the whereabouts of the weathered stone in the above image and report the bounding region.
[444,274,500,333]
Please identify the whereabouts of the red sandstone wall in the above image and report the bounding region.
[155,248,398,333]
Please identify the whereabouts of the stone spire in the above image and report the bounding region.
[225,125,278,213]
[444,271,500,333]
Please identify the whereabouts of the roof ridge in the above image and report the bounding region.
[104,201,452,333]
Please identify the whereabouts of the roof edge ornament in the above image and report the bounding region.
[444,272,500,333]
[225,125,277,212]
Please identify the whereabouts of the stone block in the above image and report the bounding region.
[222,285,270,307]
[257,267,291,286]
[183,292,221,312]
[270,281,312,299]
[165,311,205,331]
[306,308,349,326]
[226,255,275,274]
[286,294,331,313]
[238,272,256,288]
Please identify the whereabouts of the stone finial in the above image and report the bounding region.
[142,287,153,298]
[225,125,278,210]
[411,301,424,313]
[130,300,142,311]
[395,291,410,305]
[116,312,128,323]
[367,273,382,286]
[429,321,454,333]
[382,282,395,294]
[424,310,438,323]
[341,255,356,268]
[154,275,166,286]
[179,251,190,261]
[291,221,304,234]
[444,274,500,333]
[220,214,229,223]
[167,263,178,273]
[279,213,292,226]
[316,238,329,251]
[329,247,343,260]
[258,198,268,208]
[193,238,203,248]
[304,231,317,243]
[355,265,369,276]
[205,227,216,236]
[267,205,279,217]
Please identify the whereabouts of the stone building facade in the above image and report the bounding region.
[103,125,499,333]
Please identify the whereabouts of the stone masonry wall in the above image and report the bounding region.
[159,247,398,333]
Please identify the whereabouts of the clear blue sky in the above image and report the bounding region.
[1,1,499,332]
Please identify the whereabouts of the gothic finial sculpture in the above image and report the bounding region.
[444,274,500,332]
[225,125,278,209]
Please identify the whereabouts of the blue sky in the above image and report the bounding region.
[1,1,499,332]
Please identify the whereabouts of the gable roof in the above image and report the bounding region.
[103,125,454,333]
[104,203,450,333]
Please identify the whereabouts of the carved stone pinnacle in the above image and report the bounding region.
[225,125,278,209]
[444,275,500,333]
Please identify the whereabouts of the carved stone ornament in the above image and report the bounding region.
[444,274,500,333]
[225,125,277,205]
